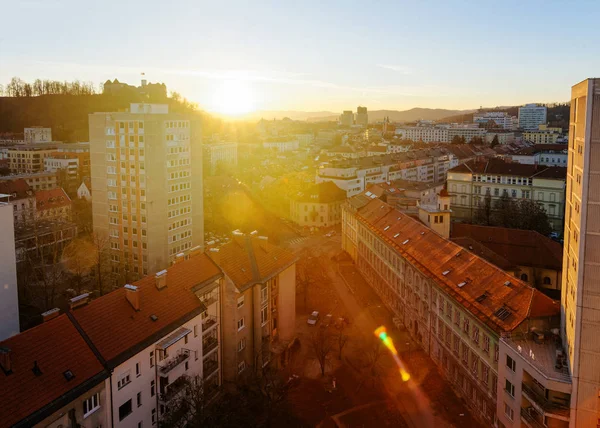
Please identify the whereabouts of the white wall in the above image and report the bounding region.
[0,203,19,340]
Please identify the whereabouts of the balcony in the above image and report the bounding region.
[202,315,217,332]
[203,336,218,355]
[203,359,219,377]
[522,383,570,419]
[521,408,545,428]
[159,375,188,403]
[158,349,190,376]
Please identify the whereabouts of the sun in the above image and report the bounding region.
[211,79,256,116]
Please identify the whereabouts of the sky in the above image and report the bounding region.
[2,0,600,116]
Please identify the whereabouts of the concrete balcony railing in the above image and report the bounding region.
[158,349,190,376]
[522,383,570,418]
[521,408,545,428]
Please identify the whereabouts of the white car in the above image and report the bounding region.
[307,311,320,325]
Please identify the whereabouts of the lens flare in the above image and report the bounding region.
[374,326,411,382]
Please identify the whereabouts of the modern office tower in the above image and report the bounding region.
[340,110,353,127]
[356,106,368,126]
[89,104,203,281]
[561,78,600,427]
[518,104,547,130]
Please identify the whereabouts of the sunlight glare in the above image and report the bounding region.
[211,79,255,116]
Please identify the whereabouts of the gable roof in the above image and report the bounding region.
[0,315,108,428]
[451,236,516,271]
[353,198,559,333]
[209,236,297,292]
[0,179,32,200]
[36,188,71,210]
[294,181,346,203]
[449,158,567,180]
[451,223,563,270]
[70,254,221,366]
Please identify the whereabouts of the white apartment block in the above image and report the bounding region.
[395,125,486,143]
[485,132,515,145]
[204,141,238,175]
[523,130,561,145]
[89,104,203,280]
[317,150,455,197]
[473,112,515,130]
[0,171,57,191]
[519,104,548,130]
[448,126,487,143]
[262,139,299,152]
[24,127,52,143]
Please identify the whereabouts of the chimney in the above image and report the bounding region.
[125,284,140,311]
[155,270,167,290]
[173,253,185,264]
[189,245,203,258]
[41,308,60,322]
[258,236,269,251]
[69,293,90,310]
[0,347,11,374]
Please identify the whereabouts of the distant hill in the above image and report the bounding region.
[244,107,473,123]
[0,94,211,142]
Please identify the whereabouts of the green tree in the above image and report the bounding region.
[474,192,492,225]
[516,199,553,235]
[490,134,500,148]
[492,193,519,228]
[451,135,466,145]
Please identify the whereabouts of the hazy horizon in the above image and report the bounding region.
[2,0,599,117]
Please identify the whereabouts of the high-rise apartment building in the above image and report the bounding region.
[561,78,600,427]
[356,106,368,126]
[89,104,203,281]
[340,110,354,127]
[518,104,547,130]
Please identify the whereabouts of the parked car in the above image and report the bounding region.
[321,313,333,328]
[307,311,320,325]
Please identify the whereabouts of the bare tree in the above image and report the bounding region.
[61,238,96,294]
[296,250,325,310]
[90,233,111,296]
[334,316,350,360]
[309,327,333,377]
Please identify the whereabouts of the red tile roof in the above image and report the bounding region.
[0,179,32,200]
[451,224,563,270]
[451,237,516,271]
[294,181,346,203]
[209,236,297,291]
[449,158,566,180]
[353,199,559,333]
[0,315,107,428]
[70,254,222,365]
[36,188,71,210]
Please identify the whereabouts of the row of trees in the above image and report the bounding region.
[474,193,553,235]
[2,77,98,97]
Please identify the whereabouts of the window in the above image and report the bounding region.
[520,273,528,281]
[506,355,516,372]
[136,362,141,377]
[237,296,245,309]
[504,402,514,420]
[494,344,499,362]
[150,351,154,368]
[472,326,480,345]
[150,380,155,397]
[463,317,470,335]
[543,276,551,285]
[483,335,490,354]
[237,317,245,331]
[238,361,246,373]
[261,306,268,326]
[152,408,156,425]
[138,422,143,428]
[194,325,198,337]
[117,371,131,389]
[137,391,142,407]
[481,364,489,386]
[505,379,515,397]
[238,338,246,352]
[261,284,268,305]
[119,399,133,421]
[83,392,100,418]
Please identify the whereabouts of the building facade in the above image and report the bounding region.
[89,104,204,280]
[0,199,19,341]
[447,159,567,232]
[204,141,238,175]
[35,188,72,222]
[290,181,346,228]
[356,106,368,126]
[473,112,514,130]
[341,194,557,426]
[262,139,299,153]
[340,110,354,127]
[0,179,36,226]
[560,78,600,427]
[7,146,56,174]
[24,127,52,144]
[519,104,548,130]
[523,130,561,145]
[0,171,58,191]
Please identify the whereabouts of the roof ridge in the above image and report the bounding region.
[245,236,261,282]
[66,311,107,367]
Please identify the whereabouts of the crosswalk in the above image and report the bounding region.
[286,236,309,246]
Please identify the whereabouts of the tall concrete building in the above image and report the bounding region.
[561,78,600,427]
[89,104,203,281]
[518,104,547,130]
[340,110,353,127]
[0,196,19,341]
[356,106,368,126]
